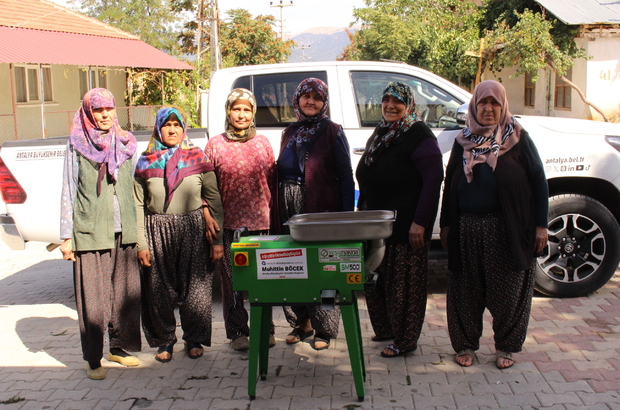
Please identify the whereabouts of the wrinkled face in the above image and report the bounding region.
[476,96,502,126]
[381,95,407,122]
[229,99,253,130]
[299,90,325,117]
[160,119,184,147]
[92,107,116,131]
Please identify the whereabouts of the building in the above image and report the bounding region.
[0,0,193,141]
[482,0,620,123]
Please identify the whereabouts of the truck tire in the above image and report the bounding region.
[535,194,620,297]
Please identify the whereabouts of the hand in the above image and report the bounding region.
[59,238,76,262]
[535,226,548,254]
[440,227,449,250]
[408,222,425,250]
[210,245,224,262]
[203,207,220,245]
[138,249,152,267]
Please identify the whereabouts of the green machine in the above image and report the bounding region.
[231,211,395,402]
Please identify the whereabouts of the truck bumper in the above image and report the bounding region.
[1,214,26,250]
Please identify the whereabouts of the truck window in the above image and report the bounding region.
[232,72,329,127]
[350,71,463,129]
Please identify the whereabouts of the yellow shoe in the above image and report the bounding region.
[85,362,107,380]
[108,351,140,367]
[269,334,276,348]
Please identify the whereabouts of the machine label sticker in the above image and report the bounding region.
[318,248,361,262]
[248,236,282,241]
[346,274,362,284]
[232,243,260,248]
[256,248,308,279]
[323,265,337,271]
[340,262,362,273]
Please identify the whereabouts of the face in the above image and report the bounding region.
[92,107,116,131]
[381,95,407,122]
[476,96,502,126]
[229,100,253,130]
[299,90,325,117]
[160,119,184,147]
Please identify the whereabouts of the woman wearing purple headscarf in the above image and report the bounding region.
[440,80,548,369]
[60,88,141,380]
[276,77,354,350]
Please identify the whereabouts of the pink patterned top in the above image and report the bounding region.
[204,133,276,231]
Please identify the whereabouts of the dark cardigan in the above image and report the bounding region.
[439,129,549,272]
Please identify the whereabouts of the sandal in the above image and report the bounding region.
[496,351,514,369]
[286,328,314,344]
[155,345,174,363]
[380,344,414,358]
[371,334,394,342]
[456,349,476,367]
[313,334,330,351]
[186,342,203,359]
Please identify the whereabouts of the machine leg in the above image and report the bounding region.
[258,306,272,380]
[341,303,366,400]
[248,305,263,399]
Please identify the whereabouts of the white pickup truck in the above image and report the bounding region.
[2,61,620,298]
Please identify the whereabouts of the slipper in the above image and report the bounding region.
[313,335,330,351]
[380,344,414,358]
[186,342,203,359]
[108,348,140,367]
[456,349,476,367]
[496,351,514,369]
[155,345,174,363]
[371,334,394,342]
[286,328,314,344]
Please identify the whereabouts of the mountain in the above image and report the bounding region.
[287,27,358,63]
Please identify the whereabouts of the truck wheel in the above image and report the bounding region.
[535,194,620,297]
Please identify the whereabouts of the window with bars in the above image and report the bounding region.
[14,65,53,103]
[79,68,108,99]
[524,72,535,107]
[555,68,572,109]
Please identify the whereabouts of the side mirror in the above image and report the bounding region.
[456,103,469,127]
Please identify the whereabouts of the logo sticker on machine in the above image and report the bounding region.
[256,248,308,279]
[318,248,361,262]
[340,262,362,273]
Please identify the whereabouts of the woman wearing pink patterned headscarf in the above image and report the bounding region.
[439,80,549,369]
[60,88,141,380]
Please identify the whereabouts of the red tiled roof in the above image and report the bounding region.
[0,26,193,69]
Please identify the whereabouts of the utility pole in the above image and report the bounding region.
[270,0,293,39]
[209,0,221,78]
[299,44,310,62]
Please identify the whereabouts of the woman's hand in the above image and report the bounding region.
[440,227,449,250]
[408,222,425,250]
[210,245,224,262]
[138,249,152,267]
[203,207,220,245]
[59,238,76,262]
[535,226,548,254]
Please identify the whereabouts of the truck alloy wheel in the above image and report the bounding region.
[535,194,620,297]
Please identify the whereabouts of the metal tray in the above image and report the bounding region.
[284,210,396,242]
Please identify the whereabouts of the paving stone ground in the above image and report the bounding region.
[1,241,619,409]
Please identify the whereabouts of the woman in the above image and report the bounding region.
[204,88,277,351]
[439,80,548,369]
[356,81,444,358]
[277,77,355,351]
[60,88,141,380]
[134,106,224,363]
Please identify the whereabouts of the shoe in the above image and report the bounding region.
[380,344,415,358]
[85,362,107,380]
[286,328,314,344]
[456,349,476,367]
[155,345,174,363]
[186,342,203,359]
[371,334,394,342]
[269,334,276,347]
[107,349,140,367]
[496,351,514,369]
[313,335,330,351]
[231,336,249,351]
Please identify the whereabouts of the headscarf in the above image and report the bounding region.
[135,106,214,205]
[224,88,257,142]
[456,80,522,183]
[69,88,137,195]
[287,77,331,169]
[363,81,421,166]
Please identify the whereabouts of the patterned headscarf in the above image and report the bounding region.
[69,88,137,191]
[363,82,421,166]
[135,106,214,205]
[456,80,522,183]
[224,88,257,142]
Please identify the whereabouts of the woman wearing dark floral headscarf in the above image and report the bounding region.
[60,88,141,380]
[277,77,354,350]
[356,81,444,358]
[134,106,224,363]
